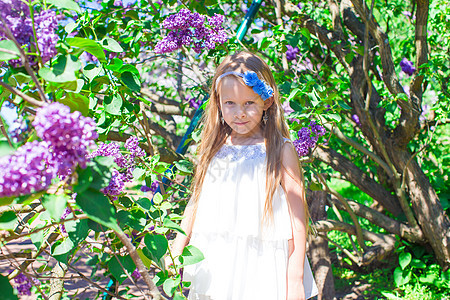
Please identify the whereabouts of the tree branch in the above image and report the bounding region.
[328,195,424,243]
[313,146,402,215]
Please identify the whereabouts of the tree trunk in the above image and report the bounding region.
[389,148,450,268]
[308,190,336,300]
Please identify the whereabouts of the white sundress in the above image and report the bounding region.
[184,139,318,300]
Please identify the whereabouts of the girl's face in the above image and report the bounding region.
[219,76,272,141]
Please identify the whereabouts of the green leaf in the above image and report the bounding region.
[108,255,136,284]
[0,40,19,61]
[136,198,152,210]
[337,100,352,110]
[47,0,81,12]
[290,100,302,113]
[74,166,93,194]
[144,234,168,261]
[0,211,17,230]
[153,192,163,205]
[101,37,124,52]
[163,218,185,235]
[82,64,102,82]
[66,218,89,244]
[393,266,411,286]
[399,252,412,270]
[104,94,123,115]
[286,88,300,102]
[163,275,181,297]
[179,245,204,266]
[0,275,18,300]
[410,258,426,269]
[174,160,193,175]
[419,272,437,284]
[30,229,44,250]
[75,189,120,231]
[41,194,68,221]
[65,22,77,34]
[58,92,89,116]
[328,113,342,122]
[67,37,106,63]
[39,55,81,82]
[52,238,75,256]
[299,28,311,41]
[117,210,146,231]
[121,71,141,92]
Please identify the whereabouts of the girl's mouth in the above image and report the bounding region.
[235,122,248,126]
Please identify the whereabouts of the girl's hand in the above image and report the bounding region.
[287,283,305,300]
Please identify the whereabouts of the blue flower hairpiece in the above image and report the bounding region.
[215,71,274,101]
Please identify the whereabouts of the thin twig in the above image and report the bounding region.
[0,116,13,147]
[0,81,44,107]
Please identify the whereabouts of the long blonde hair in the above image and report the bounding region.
[190,51,308,225]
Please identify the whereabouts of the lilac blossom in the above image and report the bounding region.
[89,136,146,200]
[102,169,125,200]
[400,58,416,76]
[13,273,39,296]
[186,97,201,109]
[352,114,361,126]
[0,141,55,197]
[0,5,58,65]
[0,103,97,197]
[125,136,145,158]
[33,102,98,176]
[131,268,141,280]
[155,9,228,54]
[286,45,299,61]
[34,10,58,63]
[293,121,326,157]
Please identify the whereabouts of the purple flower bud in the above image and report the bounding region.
[131,268,141,280]
[400,58,416,76]
[286,45,299,61]
[351,114,361,126]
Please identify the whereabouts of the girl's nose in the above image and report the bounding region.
[235,106,246,118]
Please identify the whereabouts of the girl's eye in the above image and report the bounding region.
[245,101,255,105]
[225,101,234,105]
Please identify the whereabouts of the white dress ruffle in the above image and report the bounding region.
[184,141,318,300]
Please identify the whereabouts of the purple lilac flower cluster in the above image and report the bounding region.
[13,273,39,296]
[400,58,416,76]
[89,136,145,200]
[34,10,58,63]
[293,121,326,157]
[131,268,141,280]
[0,2,59,65]
[351,114,361,126]
[140,181,159,193]
[286,45,300,61]
[0,103,98,198]
[33,102,98,176]
[186,96,202,109]
[155,9,227,54]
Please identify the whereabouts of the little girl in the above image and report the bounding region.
[169,51,318,300]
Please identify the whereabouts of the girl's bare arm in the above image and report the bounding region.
[280,142,307,300]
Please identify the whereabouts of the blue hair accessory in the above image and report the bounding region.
[215,71,274,101]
